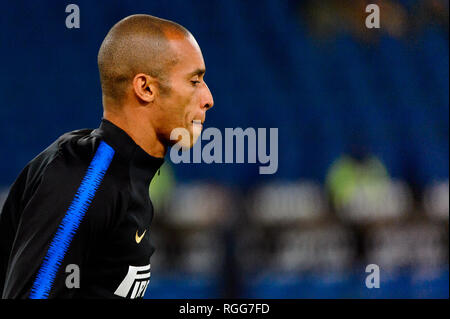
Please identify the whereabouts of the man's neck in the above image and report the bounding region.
[103,108,166,159]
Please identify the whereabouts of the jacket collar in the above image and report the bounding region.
[93,118,165,172]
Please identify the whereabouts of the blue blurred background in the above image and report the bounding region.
[0,0,448,298]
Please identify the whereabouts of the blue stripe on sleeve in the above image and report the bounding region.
[29,141,115,299]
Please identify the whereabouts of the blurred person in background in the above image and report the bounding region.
[326,142,389,213]
[299,0,448,42]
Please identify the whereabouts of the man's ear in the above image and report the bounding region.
[133,73,156,103]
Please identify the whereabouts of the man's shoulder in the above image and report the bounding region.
[39,127,130,193]
[23,126,132,196]
[26,128,98,177]
[25,127,129,210]
[5,127,111,216]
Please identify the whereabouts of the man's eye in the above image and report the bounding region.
[191,80,200,86]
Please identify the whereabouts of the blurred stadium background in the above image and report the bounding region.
[0,0,448,298]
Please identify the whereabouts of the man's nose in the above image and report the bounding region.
[202,82,214,111]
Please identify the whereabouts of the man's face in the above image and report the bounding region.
[153,34,214,148]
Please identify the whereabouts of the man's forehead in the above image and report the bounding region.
[187,68,206,78]
[169,36,205,73]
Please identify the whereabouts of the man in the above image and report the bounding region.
[0,14,214,299]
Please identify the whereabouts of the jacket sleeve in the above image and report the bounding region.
[1,141,116,299]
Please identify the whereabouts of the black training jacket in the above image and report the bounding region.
[0,118,164,298]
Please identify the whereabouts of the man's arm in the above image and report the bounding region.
[1,141,115,299]
[0,165,30,298]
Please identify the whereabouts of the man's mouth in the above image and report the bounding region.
[191,119,203,142]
